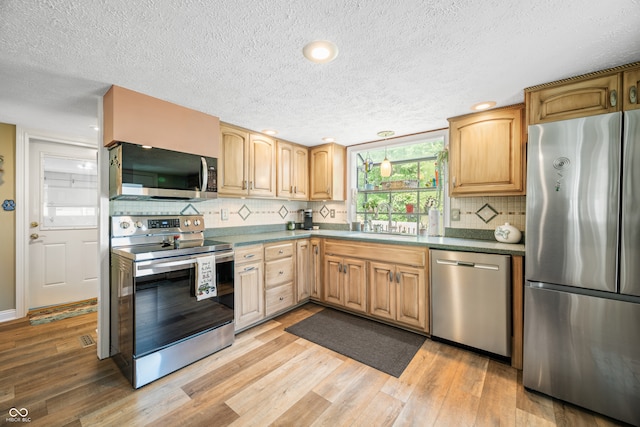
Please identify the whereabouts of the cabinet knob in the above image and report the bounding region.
[279,270,284,275]
[389,271,394,282]
[396,272,401,283]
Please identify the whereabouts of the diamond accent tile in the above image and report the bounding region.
[278,205,289,219]
[320,205,329,218]
[476,203,498,223]
[180,203,200,215]
[238,204,252,221]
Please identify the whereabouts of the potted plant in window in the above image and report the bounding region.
[362,199,379,214]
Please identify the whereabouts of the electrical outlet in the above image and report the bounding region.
[451,208,460,221]
[330,209,335,218]
[221,208,229,221]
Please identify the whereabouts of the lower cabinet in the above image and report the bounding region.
[296,239,311,302]
[264,241,295,316]
[324,254,367,313]
[322,239,429,333]
[234,244,265,331]
[309,238,322,300]
[369,261,427,330]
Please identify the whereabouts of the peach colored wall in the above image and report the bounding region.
[0,123,16,311]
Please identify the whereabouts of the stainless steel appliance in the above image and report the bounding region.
[430,250,511,357]
[109,142,218,200]
[110,214,234,388]
[524,110,640,426]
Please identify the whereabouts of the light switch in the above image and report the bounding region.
[451,208,460,221]
[221,208,229,221]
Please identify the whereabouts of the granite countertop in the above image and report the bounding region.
[214,229,525,256]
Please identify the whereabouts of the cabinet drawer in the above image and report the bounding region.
[235,244,263,264]
[265,242,294,260]
[265,283,294,316]
[265,257,294,288]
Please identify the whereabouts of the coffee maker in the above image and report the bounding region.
[303,209,313,230]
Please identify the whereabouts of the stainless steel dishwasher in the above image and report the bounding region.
[430,249,511,357]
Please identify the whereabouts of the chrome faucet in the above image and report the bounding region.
[377,202,394,233]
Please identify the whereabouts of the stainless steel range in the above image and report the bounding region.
[110,214,234,388]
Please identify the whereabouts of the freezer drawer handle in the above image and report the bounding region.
[435,259,499,270]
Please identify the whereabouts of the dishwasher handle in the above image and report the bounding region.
[435,259,499,271]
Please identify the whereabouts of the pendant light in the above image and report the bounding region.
[377,131,395,177]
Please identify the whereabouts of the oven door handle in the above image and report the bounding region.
[137,258,197,274]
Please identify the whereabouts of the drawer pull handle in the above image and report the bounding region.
[244,266,256,272]
[389,271,393,282]
[396,272,401,283]
[244,254,255,259]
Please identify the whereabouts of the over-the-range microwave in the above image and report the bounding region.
[109,142,217,201]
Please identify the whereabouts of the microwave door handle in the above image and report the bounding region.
[201,157,208,191]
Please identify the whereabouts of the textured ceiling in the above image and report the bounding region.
[1,0,639,146]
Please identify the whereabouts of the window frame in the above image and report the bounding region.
[346,129,449,234]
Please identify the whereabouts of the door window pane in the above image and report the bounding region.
[42,155,98,228]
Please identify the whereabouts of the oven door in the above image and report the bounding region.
[132,251,234,358]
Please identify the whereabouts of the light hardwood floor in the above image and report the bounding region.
[0,304,629,427]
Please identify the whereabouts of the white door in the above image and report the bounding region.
[28,140,98,309]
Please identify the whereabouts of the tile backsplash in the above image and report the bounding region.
[110,198,348,229]
[449,196,526,231]
[111,196,524,232]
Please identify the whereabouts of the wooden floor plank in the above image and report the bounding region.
[0,306,631,427]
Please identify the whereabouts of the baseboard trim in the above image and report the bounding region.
[0,309,18,323]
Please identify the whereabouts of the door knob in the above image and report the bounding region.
[30,221,39,228]
[30,233,39,240]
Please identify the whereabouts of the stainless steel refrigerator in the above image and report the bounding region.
[524,109,640,426]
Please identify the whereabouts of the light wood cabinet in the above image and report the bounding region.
[296,239,311,302]
[277,141,308,200]
[623,68,640,111]
[527,74,620,124]
[448,104,526,197]
[234,244,264,331]
[323,254,367,313]
[102,85,220,157]
[219,124,276,197]
[369,261,427,330]
[264,241,295,316]
[309,143,346,200]
[309,239,322,300]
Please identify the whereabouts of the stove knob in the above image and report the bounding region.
[134,221,144,229]
[120,221,130,229]
[193,219,201,226]
[184,219,192,227]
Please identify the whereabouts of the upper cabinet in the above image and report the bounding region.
[103,85,220,157]
[526,61,640,123]
[526,74,620,124]
[219,124,276,198]
[448,104,526,197]
[309,143,346,201]
[277,141,308,200]
[623,67,640,111]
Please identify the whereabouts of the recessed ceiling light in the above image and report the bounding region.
[262,129,278,136]
[471,101,496,111]
[376,130,395,138]
[322,137,335,143]
[303,40,339,64]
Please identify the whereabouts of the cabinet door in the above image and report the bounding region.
[369,261,395,321]
[310,239,322,300]
[249,134,276,197]
[449,105,525,196]
[220,126,249,196]
[234,261,264,331]
[395,264,427,330]
[623,68,640,111]
[310,145,332,199]
[343,258,367,313]
[296,239,311,302]
[324,254,343,306]
[276,141,294,199]
[292,146,309,199]
[528,74,620,124]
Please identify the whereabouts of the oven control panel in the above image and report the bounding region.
[111,215,205,238]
